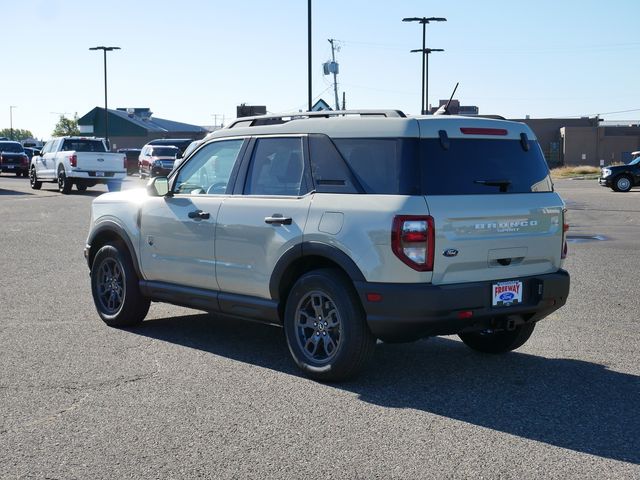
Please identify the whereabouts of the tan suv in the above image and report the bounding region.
[85,110,570,381]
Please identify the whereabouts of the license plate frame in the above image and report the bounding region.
[492,280,523,307]
[95,171,105,177]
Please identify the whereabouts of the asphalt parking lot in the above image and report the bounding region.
[0,175,638,479]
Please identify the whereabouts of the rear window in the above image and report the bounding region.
[0,142,24,153]
[421,139,552,195]
[61,140,106,153]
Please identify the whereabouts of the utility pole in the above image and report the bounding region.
[328,39,340,111]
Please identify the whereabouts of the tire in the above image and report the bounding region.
[29,167,42,190]
[458,321,535,354]
[57,167,71,194]
[283,268,376,381]
[107,181,122,192]
[90,242,150,327]
[613,175,632,192]
[15,171,21,177]
[76,182,87,192]
[22,171,29,178]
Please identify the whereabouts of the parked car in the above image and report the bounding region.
[599,155,640,192]
[138,145,179,178]
[23,147,41,161]
[0,141,29,177]
[117,148,142,175]
[30,137,126,193]
[84,110,570,381]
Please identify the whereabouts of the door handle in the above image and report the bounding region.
[188,210,210,220]
[265,214,292,226]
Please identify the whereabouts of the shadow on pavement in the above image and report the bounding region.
[132,312,639,464]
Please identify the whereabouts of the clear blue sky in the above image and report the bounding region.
[3,0,639,139]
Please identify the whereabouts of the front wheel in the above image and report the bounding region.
[30,167,42,190]
[458,322,535,354]
[613,175,632,192]
[284,268,376,381]
[91,242,150,327]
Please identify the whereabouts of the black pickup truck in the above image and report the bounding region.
[0,141,29,177]
[599,153,640,192]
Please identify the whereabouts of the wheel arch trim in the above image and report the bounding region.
[87,220,142,278]
[269,241,366,300]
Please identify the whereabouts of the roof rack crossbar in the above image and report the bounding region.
[226,109,406,129]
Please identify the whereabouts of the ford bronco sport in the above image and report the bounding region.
[85,110,570,381]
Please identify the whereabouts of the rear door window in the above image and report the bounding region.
[333,138,420,195]
[244,137,307,196]
[421,139,552,195]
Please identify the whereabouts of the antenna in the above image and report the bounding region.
[434,82,459,116]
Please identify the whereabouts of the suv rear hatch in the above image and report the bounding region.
[418,117,565,286]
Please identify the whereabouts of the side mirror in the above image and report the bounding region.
[147,177,170,197]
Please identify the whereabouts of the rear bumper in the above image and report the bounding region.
[355,270,570,341]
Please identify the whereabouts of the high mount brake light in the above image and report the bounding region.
[392,215,435,271]
[460,127,508,136]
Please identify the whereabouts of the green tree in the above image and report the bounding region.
[0,128,34,141]
[52,114,80,137]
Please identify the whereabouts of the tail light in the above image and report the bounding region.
[69,154,77,167]
[21,154,29,166]
[561,208,569,259]
[392,215,435,271]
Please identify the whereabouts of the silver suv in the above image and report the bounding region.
[84,110,570,381]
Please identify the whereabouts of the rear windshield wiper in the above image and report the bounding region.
[474,179,511,192]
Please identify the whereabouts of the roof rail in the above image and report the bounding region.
[226,109,406,129]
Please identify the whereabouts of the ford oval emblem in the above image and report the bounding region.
[443,248,459,257]
[97,158,104,162]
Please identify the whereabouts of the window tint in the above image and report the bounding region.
[0,142,24,153]
[333,138,420,195]
[174,139,244,195]
[421,139,552,195]
[245,138,306,196]
[152,146,179,157]
[61,139,106,152]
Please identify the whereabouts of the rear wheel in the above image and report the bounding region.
[29,167,42,190]
[459,322,535,354]
[91,242,150,327]
[76,182,87,192]
[57,168,71,194]
[284,268,376,381]
[613,175,632,192]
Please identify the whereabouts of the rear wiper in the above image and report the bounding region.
[474,179,511,192]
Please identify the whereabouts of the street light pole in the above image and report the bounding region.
[89,46,120,149]
[411,48,445,113]
[403,17,446,114]
[9,106,16,140]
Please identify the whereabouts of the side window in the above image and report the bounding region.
[174,139,245,195]
[245,137,305,196]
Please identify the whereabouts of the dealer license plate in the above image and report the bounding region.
[492,280,523,307]
[95,171,104,177]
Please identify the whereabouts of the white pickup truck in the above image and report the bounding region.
[30,137,126,193]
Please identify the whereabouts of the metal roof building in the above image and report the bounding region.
[77,107,208,150]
